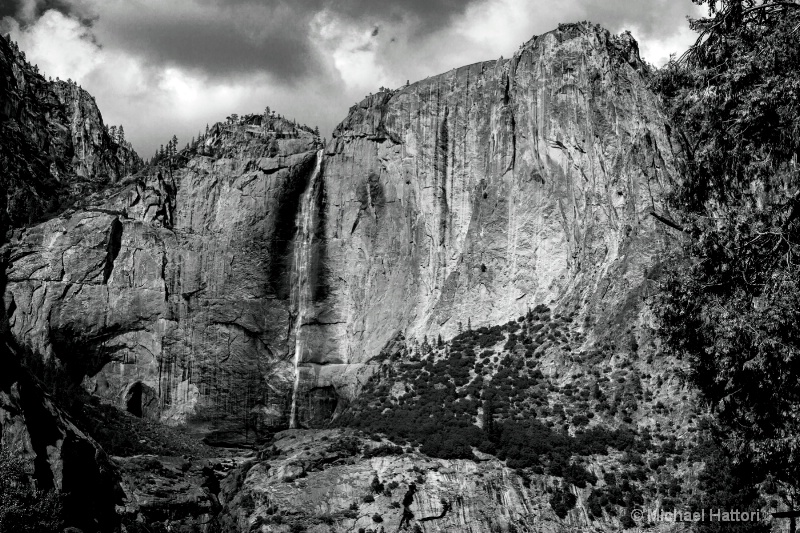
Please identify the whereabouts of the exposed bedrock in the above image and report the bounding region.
[311,22,682,369]
[0,34,140,238]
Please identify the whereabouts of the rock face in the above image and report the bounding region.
[114,453,250,531]
[0,33,139,531]
[0,34,140,240]
[2,23,683,434]
[293,23,682,412]
[3,117,327,441]
[0,335,122,531]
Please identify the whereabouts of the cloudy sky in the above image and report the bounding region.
[1,0,704,158]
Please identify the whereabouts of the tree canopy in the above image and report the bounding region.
[651,0,800,508]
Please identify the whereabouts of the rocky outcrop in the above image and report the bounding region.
[114,453,251,531]
[217,429,636,533]
[2,23,683,434]
[0,33,140,242]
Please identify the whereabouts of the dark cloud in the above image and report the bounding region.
[95,0,482,85]
[0,0,96,26]
[334,0,482,33]
[92,6,323,82]
[203,0,482,34]
[2,0,484,84]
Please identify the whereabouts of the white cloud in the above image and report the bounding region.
[310,9,392,94]
[453,0,563,53]
[6,10,100,81]
[628,22,699,66]
[446,0,702,67]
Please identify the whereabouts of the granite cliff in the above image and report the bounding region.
[0,32,139,532]
[2,23,682,435]
[296,23,683,410]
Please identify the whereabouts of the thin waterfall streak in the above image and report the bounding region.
[289,150,323,429]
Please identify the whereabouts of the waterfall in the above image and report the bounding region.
[289,149,323,429]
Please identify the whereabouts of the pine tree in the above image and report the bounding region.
[483,397,496,440]
[117,125,125,143]
[651,1,800,526]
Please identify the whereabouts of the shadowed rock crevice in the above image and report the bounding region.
[124,380,158,419]
[102,217,124,284]
[436,106,450,246]
[399,482,418,529]
[313,162,330,302]
[0,336,122,532]
[420,499,451,522]
[297,385,339,428]
[268,155,319,300]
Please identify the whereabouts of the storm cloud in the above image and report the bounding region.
[0,0,95,25]
[1,0,703,157]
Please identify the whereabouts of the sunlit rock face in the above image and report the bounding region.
[303,23,681,376]
[2,22,683,434]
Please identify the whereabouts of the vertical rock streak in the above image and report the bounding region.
[289,150,323,428]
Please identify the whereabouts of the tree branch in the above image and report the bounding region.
[681,1,800,63]
[649,211,689,233]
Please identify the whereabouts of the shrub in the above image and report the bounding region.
[563,462,597,488]
[370,476,385,494]
[550,488,577,519]
[0,452,63,533]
